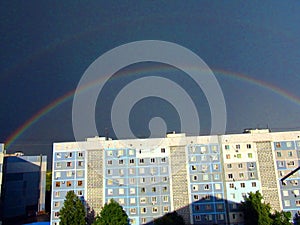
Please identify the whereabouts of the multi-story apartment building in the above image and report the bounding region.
[1,152,47,223]
[51,129,300,225]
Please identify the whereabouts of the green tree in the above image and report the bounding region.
[241,191,292,225]
[93,199,129,225]
[154,211,185,225]
[240,191,273,225]
[270,210,292,225]
[59,190,86,225]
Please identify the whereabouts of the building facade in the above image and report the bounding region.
[51,130,300,225]
[1,153,47,223]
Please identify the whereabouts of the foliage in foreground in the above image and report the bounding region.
[241,191,292,225]
[59,191,86,225]
[93,199,129,225]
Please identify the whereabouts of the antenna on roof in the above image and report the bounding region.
[105,128,109,140]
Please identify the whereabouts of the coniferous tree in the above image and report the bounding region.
[59,191,86,225]
[93,199,129,225]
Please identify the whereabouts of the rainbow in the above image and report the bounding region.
[5,67,300,149]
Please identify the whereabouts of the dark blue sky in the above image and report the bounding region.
[1,1,300,161]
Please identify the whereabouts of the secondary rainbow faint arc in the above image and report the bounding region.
[5,68,300,149]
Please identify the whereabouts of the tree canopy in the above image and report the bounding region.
[93,199,129,225]
[59,191,86,225]
[241,191,292,225]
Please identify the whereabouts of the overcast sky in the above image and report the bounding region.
[1,1,300,164]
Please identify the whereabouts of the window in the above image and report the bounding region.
[240,183,245,188]
[67,181,72,187]
[193,195,199,200]
[161,148,165,153]
[276,142,281,148]
[287,141,292,147]
[236,144,240,149]
[150,158,155,163]
[288,151,293,157]
[284,200,290,207]
[237,154,242,158]
[225,145,230,150]
[118,159,124,165]
[239,173,244,178]
[130,198,136,204]
[107,169,112,175]
[161,157,166,163]
[152,187,157,192]
[283,190,289,196]
[141,218,146,224]
[214,174,220,180]
[163,176,168,182]
[162,186,168,192]
[107,160,113,165]
[78,161,84,167]
[54,191,60,197]
[213,164,219,170]
[129,168,135,175]
[228,173,233,179]
[205,204,212,210]
[129,149,135,155]
[229,183,234,189]
[163,206,169,212]
[249,172,255,178]
[56,153,61,158]
[204,184,210,190]
[54,202,60,207]
[55,172,61,179]
[195,215,201,221]
[217,204,223,210]
[200,146,207,153]
[150,177,156,183]
[119,198,125,205]
[129,159,135,164]
[203,174,209,180]
[215,183,221,190]
[192,185,198,191]
[191,165,197,171]
[151,196,157,203]
[119,169,124,176]
[119,188,124,195]
[140,197,147,203]
[248,153,253,158]
[247,144,251,149]
[55,182,60,187]
[141,208,147,214]
[107,179,113,185]
[54,212,60,218]
[78,152,84,158]
[140,177,145,183]
[162,167,168,173]
[56,162,61,168]
[118,149,124,156]
[107,150,113,156]
[77,180,83,186]
[193,175,198,181]
[141,187,146,193]
[118,178,124,185]
[277,152,282,157]
[152,207,158,213]
[216,193,222,199]
[139,158,144,164]
[238,163,243,168]
[67,162,72,167]
[226,154,230,159]
[139,168,145,174]
[211,145,218,152]
[217,214,225,220]
[163,196,169,202]
[129,178,135,184]
[252,182,256,187]
[130,208,136,214]
[227,164,232,169]
[296,200,300,206]
[287,161,295,166]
